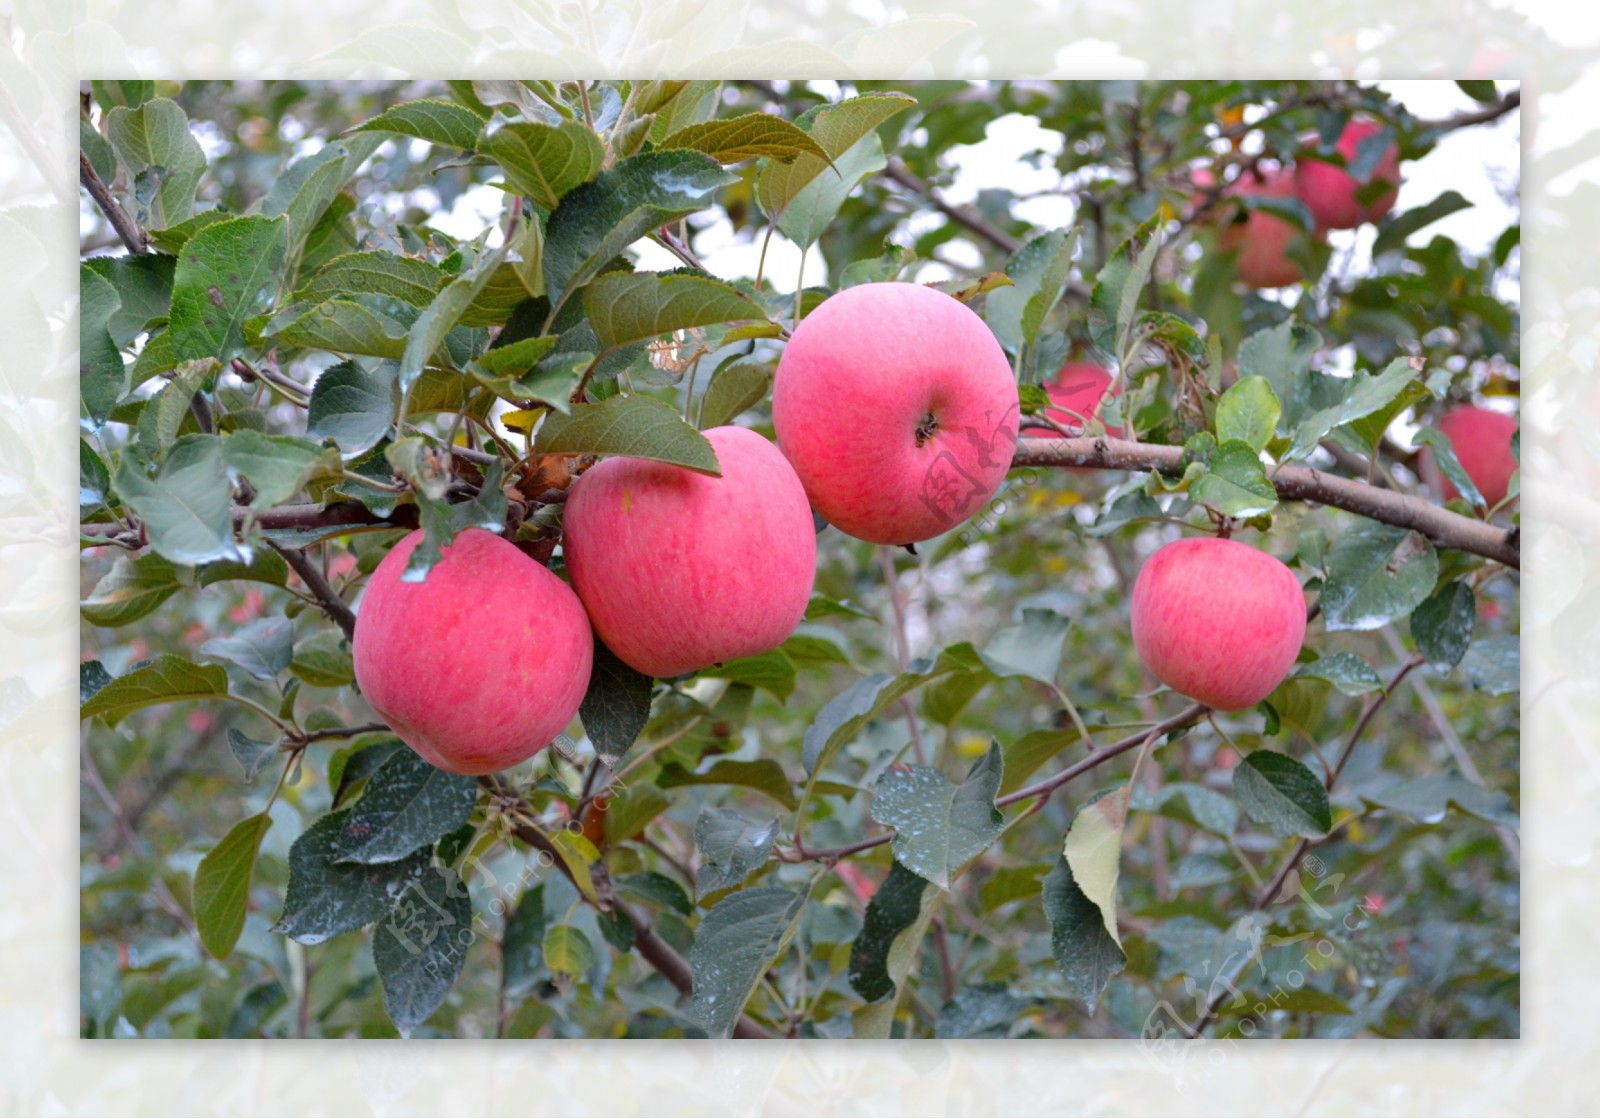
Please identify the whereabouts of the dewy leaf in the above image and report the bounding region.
[272,810,431,944]
[1414,428,1487,508]
[849,862,940,1008]
[1362,773,1518,831]
[501,884,547,997]
[698,362,771,429]
[331,749,479,864]
[1062,787,1130,947]
[1216,376,1282,452]
[661,112,831,165]
[79,654,229,728]
[535,394,721,476]
[1190,440,1279,518]
[543,149,737,303]
[583,270,766,353]
[307,359,396,456]
[1411,581,1476,670]
[579,635,653,765]
[222,430,337,510]
[979,607,1071,685]
[373,865,473,1036]
[1285,357,1420,461]
[756,93,916,222]
[168,215,290,363]
[1041,856,1124,1012]
[693,809,779,900]
[688,885,807,1039]
[352,99,486,150]
[113,433,241,565]
[1292,652,1383,696]
[1233,750,1332,838]
[199,616,293,681]
[104,98,206,227]
[192,813,273,959]
[80,552,182,628]
[1320,521,1439,632]
[482,120,605,211]
[1462,635,1519,695]
[871,742,1003,889]
[295,251,443,308]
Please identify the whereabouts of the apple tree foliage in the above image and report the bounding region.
[79,79,1520,1039]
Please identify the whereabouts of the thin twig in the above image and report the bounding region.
[79,150,147,255]
[270,542,356,640]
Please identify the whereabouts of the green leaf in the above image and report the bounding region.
[400,240,510,394]
[657,759,797,811]
[849,862,940,1010]
[146,360,214,456]
[269,299,408,359]
[332,749,479,864]
[83,253,177,347]
[660,112,832,165]
[1190,440,1279,518]
[471,346,583,412]
[536,394,721,475]
[1455,80,1500,104]
[373,865,473,1035]
[801,646,975,775]
[692,809,779,900]
[775,127,887,250]
[93,79,155,111]
[871,742,1003,889]
[223,430,336,510]
[471,334,559,378]
[261,138,379,264]
[289,629,355,688]
[1062,787,1129,947]
[935,983,1032,1039]
[227,729,279,782]
[698,361,771,429]
[544,150,737,303]
[1130,782,1238,836]
[1372,190,1474,257]
[1233,751,1331,838]
[192,813,273,959]
[541,924,595,979]
[198,549,289,589]
[80,661,115,704]
[147,209,233,256]
[199,616,293,681]
[1411,581,1476,670]
[1216,376,1282,452]
[600,782,670,846]
[402,458,508,583]
[578,636,653,765]
[273,811,431,944]
[307,359,395,456]
[688,885,807,1039]
[295,251,443,308]
[1286,358,1420,461]
[583,270,766,352]
[1462,635,1519,695]
[987,228,1076,353]
[1237,319,1322,431]
[330,739,404,807]
[113,434,240,565]
[1292,652,1383,696]
[978,864,1051,912]
[81,115,117,184]
[700,649,797,702]
[1415,427,1487,508]
[104,98,206,227]
[756,93,916,222]
[80,552,182,627]
[352,99,485,149]
[979,608,1070,685]
[168,215,289,365]
[1041,856,1124,1012]
[999,727,1081,796]
[79,266,128,423]
[482,120,605,210]
[80,654,229,727]
[501,884,547,997]
[1363,773,1517,830]
[1320,521,1439,632]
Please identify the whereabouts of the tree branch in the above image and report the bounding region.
[269,542,356,640]
[882,157,1024,256]
[1418,88,1520,133]
[79,150,147,255]
[1013,437,1520,569]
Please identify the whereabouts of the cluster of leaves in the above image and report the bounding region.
[80,79,1519,1040]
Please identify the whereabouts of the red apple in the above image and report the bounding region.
[353,527,593,776]
[1130,536,1307,711]
[773,282,1019,545]
[1422,404,1519,508]
[1218,168,1323,289]
[1293,119,1401,231]
[1044,361,1123,437]
[561,425,816,678]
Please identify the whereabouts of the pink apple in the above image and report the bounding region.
[1219,168,1323,289]
[561,425,816,678]
[353,527,593,776]
[1293,119,1401,231]
[1043,361,1123,437]
[773,282,1019,545]
[1130,537,1307,711]
[1422,404,1519,508]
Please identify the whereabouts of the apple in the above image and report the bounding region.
[1043,361,1123,437]
[1218,168,1323,289]
[353,527,593,776]
[561,424,816,678]
[773,281,1019,546]
[1293,119,1401,230]
[1130,536,1307,711]
[1422,404,1519,508]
